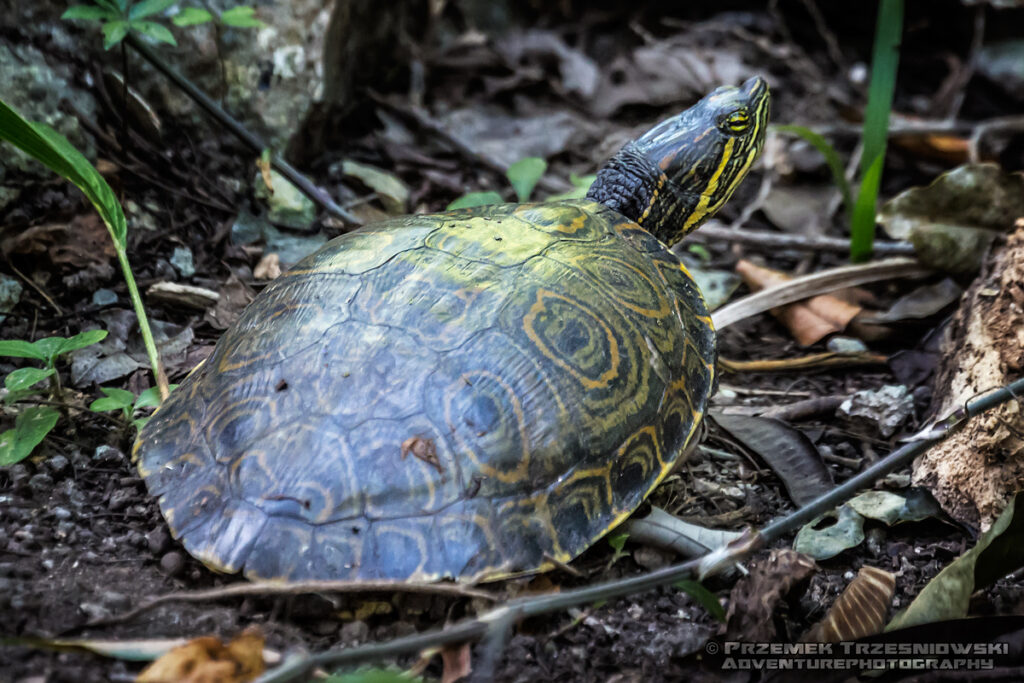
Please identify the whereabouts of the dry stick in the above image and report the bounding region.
[368,92,570,195]
[690,224,915,256]
[81,580,498,630]
[123,34,362,227]
[254,377,1024,683]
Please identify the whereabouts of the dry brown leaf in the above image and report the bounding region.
[253,253,282,280]
[735,260,863,346]
[891,133,970,164]
[801,566,896,642]
[440,642,472,683]
[722,548,817,641]
[204,276,255,330]
[2,215,116,268]
[136,627,265,683]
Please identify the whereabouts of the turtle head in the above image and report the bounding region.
[588,76,769,246]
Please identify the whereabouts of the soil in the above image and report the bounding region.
[3,1,1024,682]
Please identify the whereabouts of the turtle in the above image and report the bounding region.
[134,76,770,582]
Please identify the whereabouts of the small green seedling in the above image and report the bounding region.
[62,1,265,50]
[449,156,584,210]
[62,0,179,49]
[0,330,107,465]
[673,579,726,622]
[172,5,265,29]
[605,531,631,570]
[90,384,177,430]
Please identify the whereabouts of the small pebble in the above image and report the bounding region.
[52,506,72,521]
[827,336,868,354]
[7,464,30,487]
[28,473,53,498]
[41,558,55,571]
[92,288,118,306]
[311,620,340,636]
[45,454,70,476]
[100,591,131,611]
[108,488,134,512]
[146,527,171,555]
[340,620,369,644]
[160,550,186,576]
[99,536,117,552]
[93,445,126,465]
[70,450,91,470]
[79,602,111,621]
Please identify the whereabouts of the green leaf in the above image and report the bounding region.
[446,191,504,210]
[607,532,629,553]
[850,153,885,262]
[128,0,177,20]
[0,406,60,466]
[0,340,46,361]
[62,5,119,21]
[851,0,903,261]
[57,329,108,356]
[220,6,265,28]
[0,99,128,249]
[134,384,176,411]
[102,19,130,48]
[114,0,129,10]
[30,338,67,365]
[545,172,596,201]
[506,157,547,202]
[93,0,124,12]
[773,124,854,217]
[172,7,213,26]
[674,579,726,622]
[89,387,136,413]
[131,20,177,45]
[887,493,1024,631]
[5,367,55,393]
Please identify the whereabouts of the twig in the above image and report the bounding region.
[718,352,889,373]
[689,224,915,256]
[757,395,846,421]
[123,34,362,226]
[4,259,63,314]
[944,6,985,121]
[368,92,569,195]
[252,376,1024,682]
[80,579,498,630]
[969,115,1024,164]
[798,0,845,70]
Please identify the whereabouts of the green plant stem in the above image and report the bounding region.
[117,249,169,400]
[124,33,362,226]
[850,0,903,262]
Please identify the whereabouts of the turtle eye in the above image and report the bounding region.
[721,110,750,134]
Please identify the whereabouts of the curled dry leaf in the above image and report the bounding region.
[252,253,282,281]
[802,566,896,642]
[723,548,817,641]
[135,627,265,683]
[734,260,863,346]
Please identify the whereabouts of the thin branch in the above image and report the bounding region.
[81,579,499,630]
[123,34,362,226]
[688,224,915,256]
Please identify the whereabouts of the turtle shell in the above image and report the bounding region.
[134,199,716,581]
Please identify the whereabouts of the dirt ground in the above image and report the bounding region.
[3,1,1024,681]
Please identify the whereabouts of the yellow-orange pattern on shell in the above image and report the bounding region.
[133,199,715,581]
